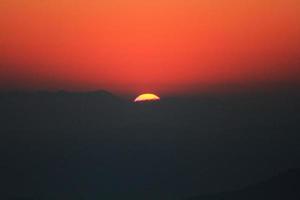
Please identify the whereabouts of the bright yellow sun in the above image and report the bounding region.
[134,93,160,102]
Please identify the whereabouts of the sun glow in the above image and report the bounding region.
[134,93,160,102]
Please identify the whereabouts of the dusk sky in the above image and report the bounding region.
[1,0,299,96]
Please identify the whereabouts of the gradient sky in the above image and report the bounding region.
[1,0,299,96]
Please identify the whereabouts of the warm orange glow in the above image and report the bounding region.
[134,93,160,102]
[1,1,300,95]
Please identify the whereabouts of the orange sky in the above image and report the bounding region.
[1,0,300,96]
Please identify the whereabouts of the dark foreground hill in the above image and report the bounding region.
[189,168,300,200]
[0,90,299,200]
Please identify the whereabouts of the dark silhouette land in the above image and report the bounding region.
[0,89,299,200]
[189,168,300,200]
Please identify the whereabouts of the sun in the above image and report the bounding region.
[134,93,160,102]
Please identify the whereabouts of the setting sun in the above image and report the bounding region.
[134,93,160,102]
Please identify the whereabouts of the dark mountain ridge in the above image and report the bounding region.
[0,90,299,200]
[189,168,300,200]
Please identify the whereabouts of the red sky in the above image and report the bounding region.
[1,0,300,96]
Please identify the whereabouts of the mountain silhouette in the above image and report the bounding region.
[189,168,300,200]
[0,90,299,200]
